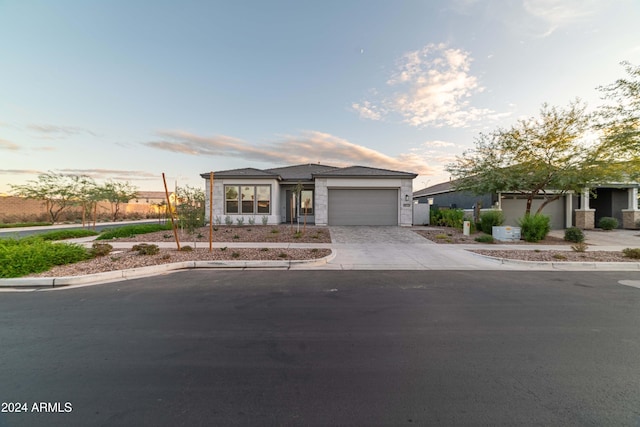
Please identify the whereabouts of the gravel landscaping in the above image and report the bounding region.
[416,226,639,262]
[24,225,332,277]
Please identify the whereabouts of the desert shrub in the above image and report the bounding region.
[224,216,233,226]
[236,217,245,226]
[131,243,160,255]
[479,211,504,234]
[231,252,240,258]
[262,216,269,226]
[214,216,222,225]
[96,224,171,240]
[475,235,494,243]
[571,242,588,253]
[622,248,640,259]
[179,245,193,252]
[248,217,256,226]
[89,242,113,257]
[564,227,585,243]
[518,214,551,242]
[552,253,567,260]
[0,239,89,278]
[598,217,618,230]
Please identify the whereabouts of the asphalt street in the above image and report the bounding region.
[1,270,639,426]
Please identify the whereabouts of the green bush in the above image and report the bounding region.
[0,239,89,278]
[598,217,618,230]
[179,245,193,252]
[0,222,51,229]
[96,223,171,240]
[564,227,585,243]
[518,214,551,242]
[475,235,494,243]
[622,248,640,259]
[23,229,99,242]
[131,243,160,255]
[431,207,465,229]
[479,211,504,234]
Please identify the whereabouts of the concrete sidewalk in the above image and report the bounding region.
[2,226,639,290]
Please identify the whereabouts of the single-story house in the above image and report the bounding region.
[201,164,417,226]
[413,180,640,229]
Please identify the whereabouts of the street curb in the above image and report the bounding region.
[0,252,335,289]
[471,252,640,270]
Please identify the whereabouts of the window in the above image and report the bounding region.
[225,186,239,213]
[300,190,313,215]
[225,185,270,214]
[257,186,270,214]
[241,186,254,214]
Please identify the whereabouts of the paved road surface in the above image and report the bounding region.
[1,270,639,426]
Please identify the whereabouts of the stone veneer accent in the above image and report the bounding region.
[622,209,640,229]
[400,179,414,226]
[314,178,328,226]
[574,209,595,229]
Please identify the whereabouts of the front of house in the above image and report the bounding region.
[413,180,640,229]
[201,164,417,226]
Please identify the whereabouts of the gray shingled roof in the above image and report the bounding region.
[201,164,418,181]
[266,164,338,181]
[412,180,456,198]
[199,168,279,179]
[314,165,417,178]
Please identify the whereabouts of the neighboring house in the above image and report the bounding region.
[201,164,417,226]
[413,180,640,229]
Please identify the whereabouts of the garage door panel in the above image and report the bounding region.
[328,189,398,225]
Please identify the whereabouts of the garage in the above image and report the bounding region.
[328,189,398,225]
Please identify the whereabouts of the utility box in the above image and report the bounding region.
[492,226,521,242]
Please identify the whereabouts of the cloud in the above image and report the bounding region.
[423,140,456,148]
[0,169,158,182]
[522,0,603,36]
[27,123,96,137]
[145,130,436,175]
[0,138,20,151]
[57,169,159,181]
[353,43,503,128]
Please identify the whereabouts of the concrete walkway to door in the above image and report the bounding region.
[324,226,508,270]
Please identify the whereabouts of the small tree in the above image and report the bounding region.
[594,61,640,180]
[98,180,139,222]
[175,185,205,247]
[447,101,611,217]
[10,172,85,223]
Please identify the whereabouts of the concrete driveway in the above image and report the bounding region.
[323,226,505,270]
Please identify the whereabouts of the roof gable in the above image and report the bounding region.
[265,163,338,181]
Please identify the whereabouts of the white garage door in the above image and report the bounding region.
[328,189,398,225]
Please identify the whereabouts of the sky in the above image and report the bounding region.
[1,0,639,194]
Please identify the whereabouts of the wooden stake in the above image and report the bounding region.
[209,172,214,252]
[162,173,181,250]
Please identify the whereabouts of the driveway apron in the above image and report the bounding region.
[324,226,505,270]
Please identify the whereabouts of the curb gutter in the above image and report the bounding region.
[0,252,336,289]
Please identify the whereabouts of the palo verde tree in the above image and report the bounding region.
[10,172,87,223]
[447,100,611,217]
[594,61,640,180]
[97,180,139,221]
